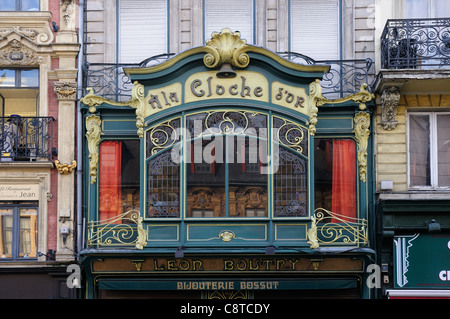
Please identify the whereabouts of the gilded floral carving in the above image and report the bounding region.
[354,112,371,183]
[85,115,102,184]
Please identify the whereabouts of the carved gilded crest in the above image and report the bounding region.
[204,28,250,69]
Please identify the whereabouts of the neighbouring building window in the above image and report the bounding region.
[204,0,254,44]
[118,0,168,63]
[314,138,357,222]
[0,68,42,161]
[405,0,450,18]
[99,140,140,222]
[0,202,38,260]
[409,112,450,188]
[0,68,39,117]
[290,0,340,60]
[0,0,40,11]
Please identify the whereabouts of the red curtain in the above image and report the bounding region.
[331,140,356,223]
[99,141,122,223]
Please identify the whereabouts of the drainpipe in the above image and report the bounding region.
[76,0,85,257]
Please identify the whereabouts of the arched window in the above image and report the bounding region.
[144,109,310,220]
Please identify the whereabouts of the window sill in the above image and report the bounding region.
[378,191,450,201]
[0,161,53,169]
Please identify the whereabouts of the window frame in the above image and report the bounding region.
[289,0,342,60]
[97,138,141,222]
[0,68,40,117]
[117,0,169,63]
[407,111,450,190]
[0,202,38,261]
[0,0,40,11]
[203,0,255,45]
[143,108,311,221]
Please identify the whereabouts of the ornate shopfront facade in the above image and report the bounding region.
[79,29,376,299]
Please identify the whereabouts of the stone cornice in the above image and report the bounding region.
[0,12,54,45]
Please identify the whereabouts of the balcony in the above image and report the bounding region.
[0,116,54,162]
[381,18,450,69]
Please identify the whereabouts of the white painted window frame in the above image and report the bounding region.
[407,111,450,190]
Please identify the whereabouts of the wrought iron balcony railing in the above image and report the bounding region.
[82,54,175,102]
[82,53,373,101]
[278,52,374,99]
[381,18,450,69]
[0,116,54,162]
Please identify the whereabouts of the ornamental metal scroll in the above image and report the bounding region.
[307,208,368,249]
[86,210,147,249]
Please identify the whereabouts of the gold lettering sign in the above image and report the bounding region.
[143,82,182,118]
[271,81,309,116]
[0,184,39,201]
[185,71,269,103]
[92,257,363,273]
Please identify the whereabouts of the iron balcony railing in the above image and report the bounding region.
[278,52,374,99]
[82,54,175,102]
[0,116,54,161]
[82,53,373,101]
[381,18,450,69]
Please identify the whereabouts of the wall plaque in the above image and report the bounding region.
[0,184,39,201]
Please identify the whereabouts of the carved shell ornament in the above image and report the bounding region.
[204,28,250,69]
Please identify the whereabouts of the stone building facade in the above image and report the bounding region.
[0,0,79,298]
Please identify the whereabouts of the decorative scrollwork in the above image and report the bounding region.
[310,208,368,247]
[146,118,181,157]
[187,110,267,139]
[273,116,307,156]
[86,210,147,249]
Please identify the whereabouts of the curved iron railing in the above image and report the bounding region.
[381,18,450,69]
[82,54,175,101]
[82,52,374,101]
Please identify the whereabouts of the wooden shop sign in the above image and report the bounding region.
[92,256,363,273]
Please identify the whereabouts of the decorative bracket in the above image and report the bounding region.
[81,82,146,137]
[54,160,77,175]
[381,86,401,130]
[54,82,77,101]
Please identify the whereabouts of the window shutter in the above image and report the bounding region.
[290,0,340,60]
[204,0,254,44]
[119,0,167,63]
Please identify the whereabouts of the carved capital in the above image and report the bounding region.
[54,82,77,101]
[54,160,77,175]
[381,86,401,130]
